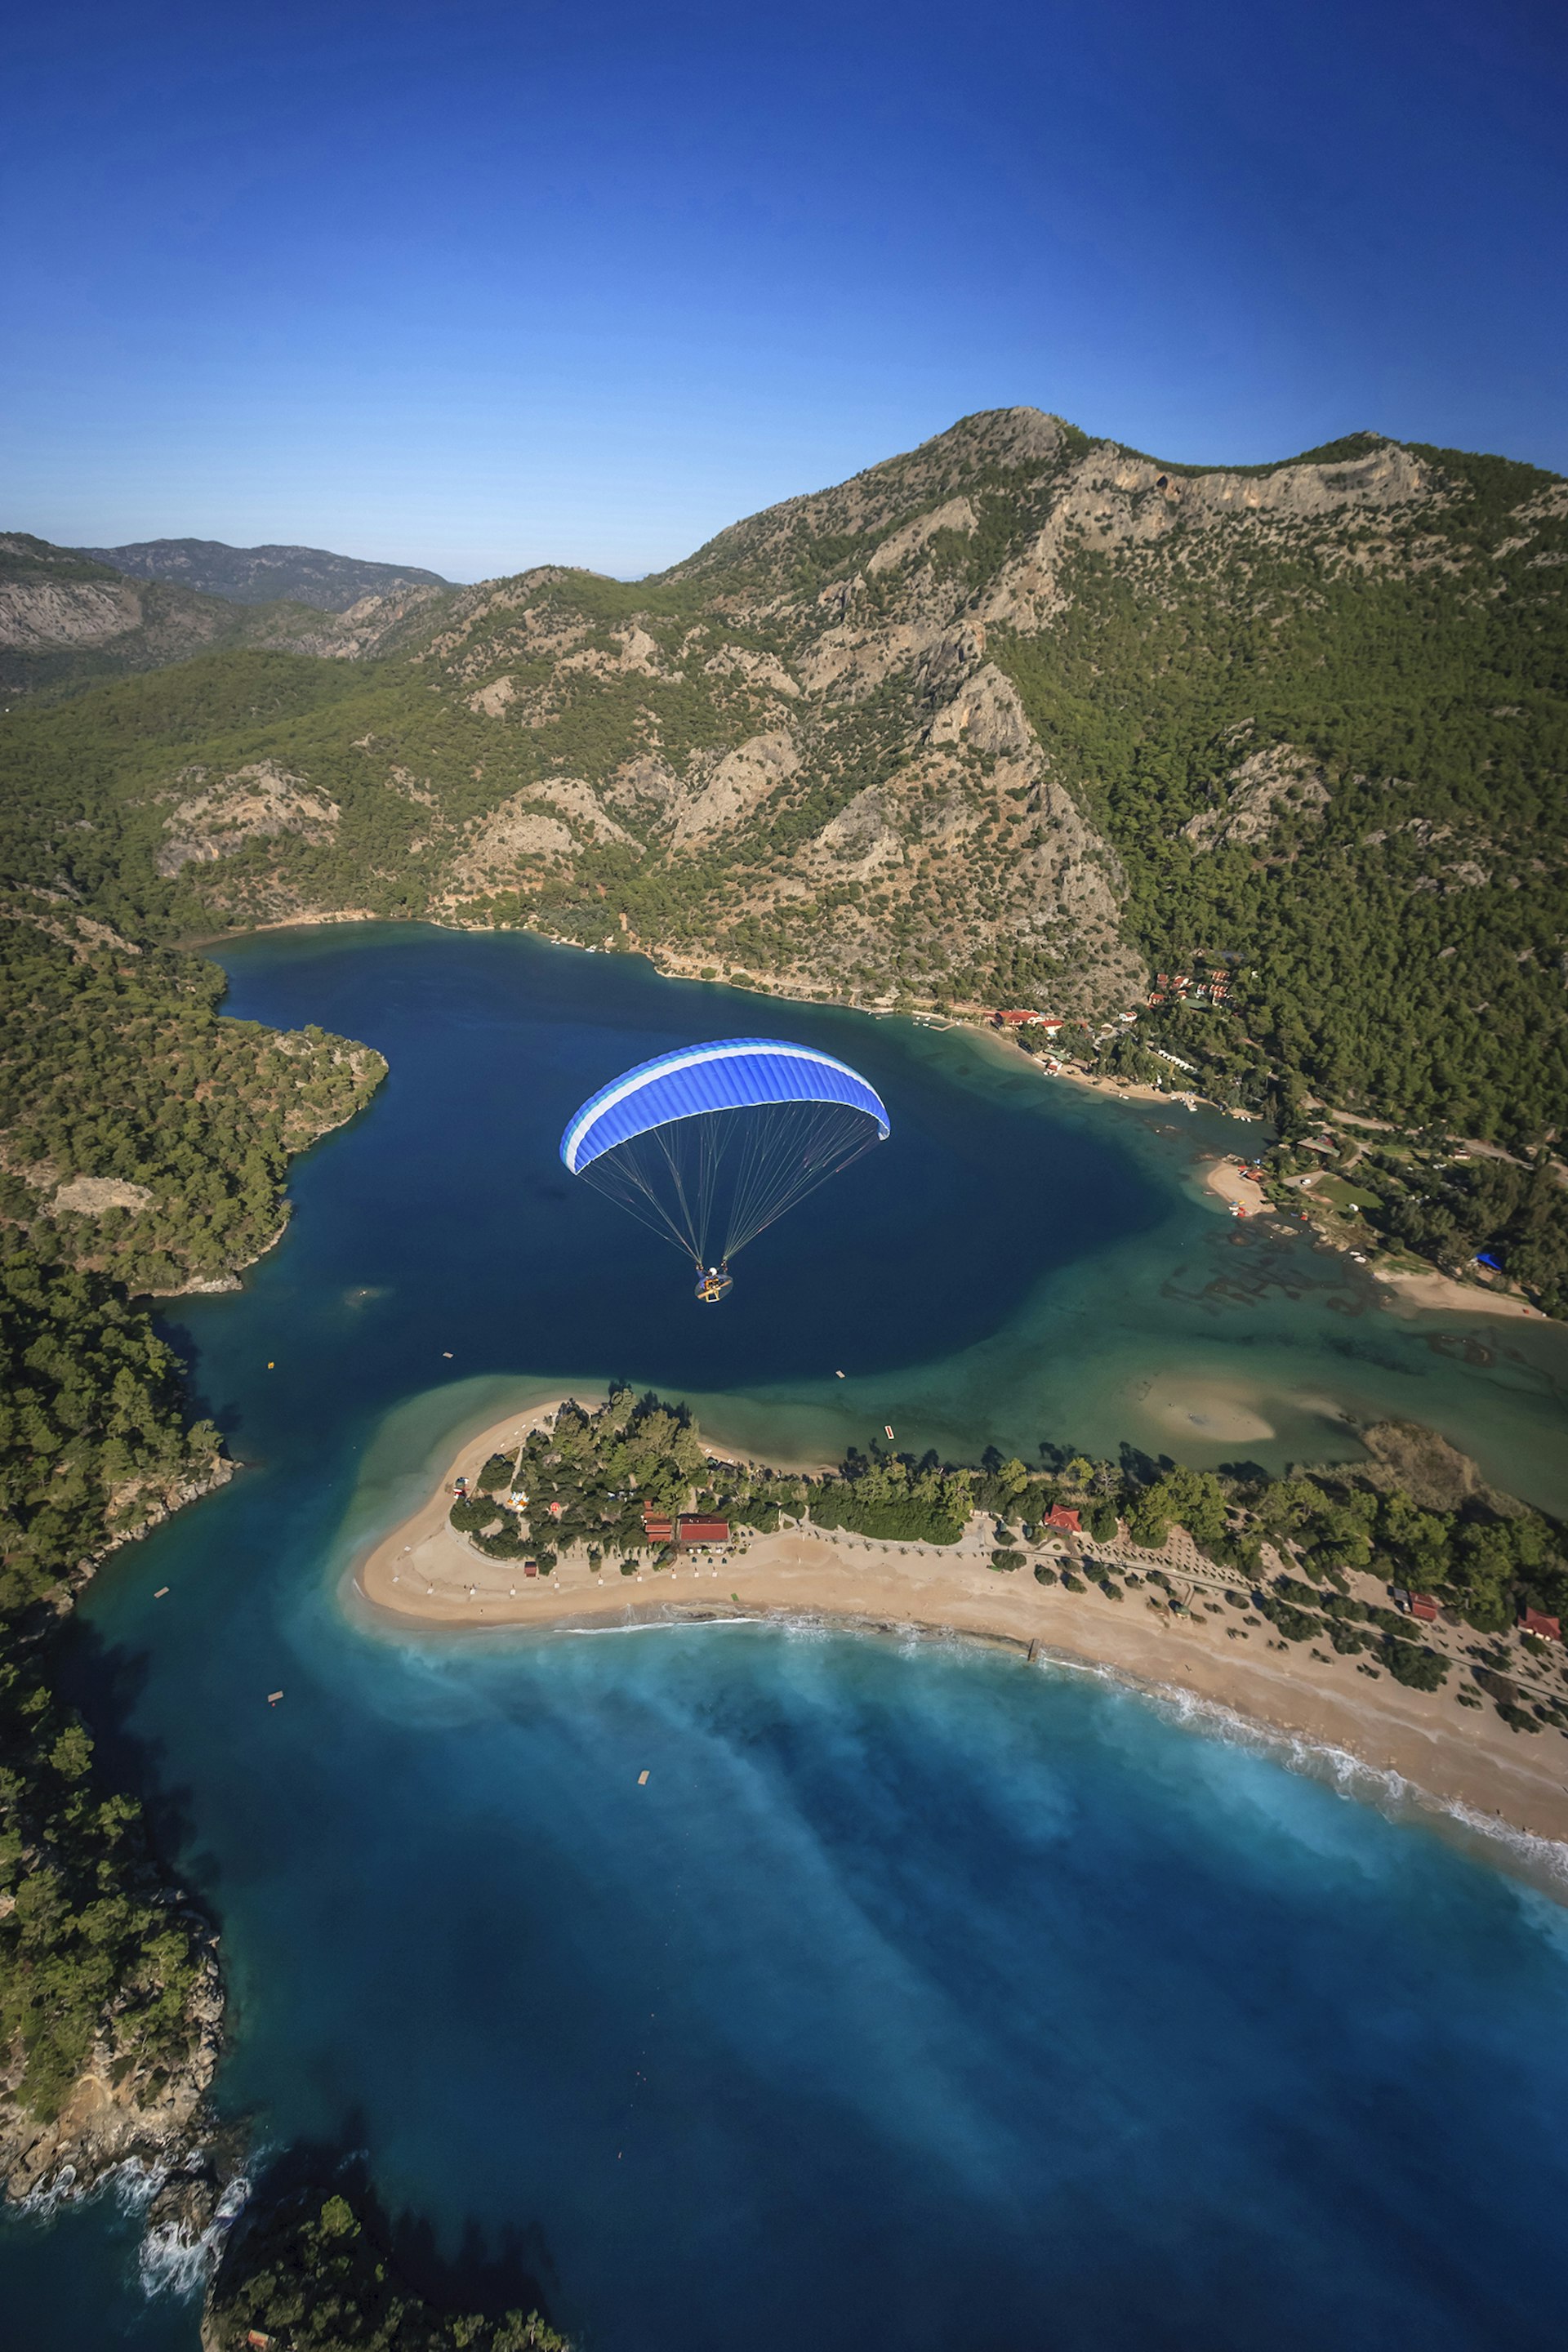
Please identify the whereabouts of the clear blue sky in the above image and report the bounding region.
[5,0,1565,581]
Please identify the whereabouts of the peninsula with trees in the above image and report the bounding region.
[359,1388,1568,1846]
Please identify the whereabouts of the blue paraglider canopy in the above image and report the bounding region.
[561,1038,889,1174]
[559,1038,890,1296]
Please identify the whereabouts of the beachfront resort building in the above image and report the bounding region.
[677,1515,731,1547]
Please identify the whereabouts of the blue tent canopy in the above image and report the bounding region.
[561,1038,889,1174]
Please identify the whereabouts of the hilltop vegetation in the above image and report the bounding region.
[0,906,382,2190]
[0,722,388,2192]
[3,409,1563,1158]
[0,898,383,2190]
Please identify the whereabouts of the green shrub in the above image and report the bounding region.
[1380,1638,1448,1691]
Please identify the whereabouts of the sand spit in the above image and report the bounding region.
[1138,1375,1279,1446]
[354,1407,1568,1853]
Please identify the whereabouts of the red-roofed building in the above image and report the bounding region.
[1521,1606,1561,1643]
[642,1512,675,1544]
[1409,1592,1441,1624]
[1045,1504,1082,1532]
[678,1515,730,1546]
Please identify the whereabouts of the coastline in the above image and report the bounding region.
[1201,1157,1275,1216]
[1199,1156,1557,1325]
[1,1450,238,2206]
[353,1405,1568,1855]
[199,916,1561,1330]
[1373,1265,1546,1320]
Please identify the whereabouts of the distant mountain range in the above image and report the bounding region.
[74,537,451,611]
[2,409,1564,1152]
[0,532,445,700]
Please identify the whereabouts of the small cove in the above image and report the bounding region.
[7,922,1568,2350]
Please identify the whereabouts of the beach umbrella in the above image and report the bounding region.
[560,1036,889,1300]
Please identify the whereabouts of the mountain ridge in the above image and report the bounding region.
[0,532,443,702]
[74,536,451,611]
[3,406,1564,1151]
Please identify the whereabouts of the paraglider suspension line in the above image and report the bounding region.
[580,1102,882,1272]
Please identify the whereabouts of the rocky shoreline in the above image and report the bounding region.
[1,1949,225,2207]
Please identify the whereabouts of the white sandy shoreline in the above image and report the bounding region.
[350,1401,1568,1856]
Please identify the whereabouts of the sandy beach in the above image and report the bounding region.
[1199,1164,1557,1325]
[1202,1157,1276,1215]
[1373,1266,1545,1319]
[354,1405,1568,1853]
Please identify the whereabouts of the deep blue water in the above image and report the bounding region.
[181,922,1163,1410]
[7,925,1568,2351]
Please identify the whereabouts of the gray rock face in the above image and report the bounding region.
[154,762,341,877]
[1182,746,1331,850]
[0,573,143,649]
[0,532,452,693]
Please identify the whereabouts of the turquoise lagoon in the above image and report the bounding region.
[7,924,1568,2352]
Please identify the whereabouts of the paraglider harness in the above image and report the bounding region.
[695,1265,733,1305]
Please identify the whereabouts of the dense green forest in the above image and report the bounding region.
[1018,1004,1568,1316]
[0,1243,221,2138]
[0,924,385,1292]
[0,924,381,2173]
[995,442,1568,1146]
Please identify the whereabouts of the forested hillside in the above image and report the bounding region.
[0,898,383,2190]
[2,410,1564,1154]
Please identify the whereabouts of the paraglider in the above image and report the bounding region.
[560,1037,889,1301]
